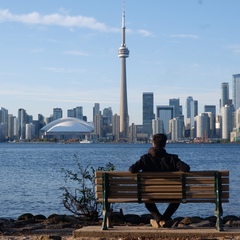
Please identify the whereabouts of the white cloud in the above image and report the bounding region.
[62,50,89,56]
[137,29,153,37]
[227,44,240,53]
[170,34,199,39]
[44,67,86,73]
[0,9,119,32]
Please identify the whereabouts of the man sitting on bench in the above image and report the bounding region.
[129,133,190,228]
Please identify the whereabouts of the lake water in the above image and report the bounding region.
[0,143,239,219]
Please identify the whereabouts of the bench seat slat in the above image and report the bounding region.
[95,186,229,193]
[96,198,229,203]
[97,192,217,199]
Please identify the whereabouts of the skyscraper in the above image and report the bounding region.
[156,105,174,135]
[169,115,184,142]
[204,105,216,137]
[232,74,240,110]
[112,114,120,141]
[75,106,83,120]
[152,119,164,135]
[221,82,229,108]
[186,96,193,119]
[93,103,100,123]
[103,107,113,125]
[235,108,240,131]
[8,114,14,140]
[53,108,62,120]
[94,114,102,138]
[67,109,75,118]
[221,105,232,140]
[142,92,154,136]
[26,123,35,140]
[118,2,129,139]
[169,98,180,118]
[67,106,83,119]
[0,107,8,139]
[18,108,26,139]
[190,100,198,129]
[196,113,210,140]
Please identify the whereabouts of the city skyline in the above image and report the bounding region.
[0,88,232,123]
[1,85,236,124]
[1,1,240,124]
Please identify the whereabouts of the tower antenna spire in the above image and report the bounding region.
[122,0,125,28]
[121,0,126,46]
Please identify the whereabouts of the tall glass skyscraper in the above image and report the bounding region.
[221,82,229,108]
[232,74,240,110]
[169,98,180,118]
[0,107,8,140]
[142,92,154,136]
[18,108,26,139]
[186,96,193,119]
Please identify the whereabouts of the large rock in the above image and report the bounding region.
[34,214,47,220]
[110,211,125,224]
[189,220,215,228]
[18,213,34,220]
[223,215,239,224]
[124,214,141,224]
[181,217,205,225]
[205,215,216,223]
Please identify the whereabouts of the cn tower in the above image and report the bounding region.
[118,1,129,139]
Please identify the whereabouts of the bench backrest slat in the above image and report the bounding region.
[95,170,229,177]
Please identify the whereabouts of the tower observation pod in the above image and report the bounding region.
[118,0,130,139]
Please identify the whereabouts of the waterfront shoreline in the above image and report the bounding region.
[1,213,240,239]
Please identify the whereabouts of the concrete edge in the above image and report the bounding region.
[73,226,240,239]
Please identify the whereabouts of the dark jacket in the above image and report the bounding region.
[129,147,190,173]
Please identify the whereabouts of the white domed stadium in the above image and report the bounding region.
[40,117,94,141]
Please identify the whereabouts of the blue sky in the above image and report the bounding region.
[0,0,239,124]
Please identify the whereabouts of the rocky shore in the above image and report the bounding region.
[1,212,240,240]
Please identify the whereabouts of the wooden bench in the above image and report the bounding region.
[95,170,229,231]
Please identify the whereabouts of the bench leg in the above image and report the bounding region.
[214,172,224,231]
[107,210,113,228]
[101,209,108,230]
[101,203,112,230]
[215,207,223,231]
